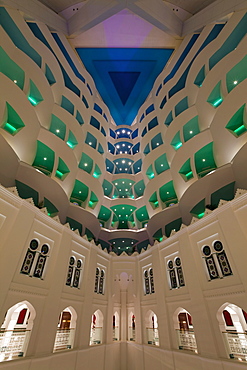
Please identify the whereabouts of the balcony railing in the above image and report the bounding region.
[146,328,159,346]
[223,331,247,361]
[90,327,102,345]
[176,329,198,352]
[0,329,31,362]
[128,327,135,341]
[53,328,75,352]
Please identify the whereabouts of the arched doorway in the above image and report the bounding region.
[53,306,77,352]
[173,307,197,353]
[145,310,159,346]
[90,309,103,345]
[0,301,35,362]
[217,303,247,361]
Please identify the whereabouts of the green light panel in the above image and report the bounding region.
[154,153,170,174]
[194,65,205,87]
[170,131,182,150]
[44,198,58,217]
[45,64,56,85]
[135,206,149,223]
[159,181,178,206]
[66,217,82,234]
[55,157,70,180]
[225,104,246,137]
[179,158,193,181]
[70,180,89,206]
[66,130,78,149]
[207,81,223,107]
[15,180,39,206]
[78,152,93,173]
[2,102,25,135]
[134,180,145,197]
[190,199,205,219]
[113,179,135,199]
[89,191,98,209]
[98,206,112,222]
[111,205,136,229]
[0,46,25,90]
[149,192,159,208]
[28,79,43,106]
[146,165,155,180]
[226,55,247,93]
[102,180,113,197]
[194,142,217,178]
[49,114,66,140]
[165,218,182,237]
[183,116,200,142]
[32,140,55,175]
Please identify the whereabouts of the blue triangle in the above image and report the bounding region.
[109,71,140,105]
[76,48,174,125]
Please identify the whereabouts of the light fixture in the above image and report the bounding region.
[233,80,238,85]
[122,130,125,133]
[123,144,125,147]
[14,80,17,83]
[79,191,82,194]
[167,192,169,194]
[56,129,60,133]
[89,142,92,145]
[44,157,47,160]
[202,159,206,162]
[116,145,120,148]
[161,164,163,167]
[122,160,125,163]
[84,163,88,166]
[189,130,193,134]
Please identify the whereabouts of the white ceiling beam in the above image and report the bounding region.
[68,0,126,36]
[127,0,183,37]
[183,0,247,36]
[0,0,67,33]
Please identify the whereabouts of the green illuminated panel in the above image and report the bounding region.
[171,131,182,150]
[102,180,113,197]
[154,153,169,174]
[179,158,193,181]
[78,153,93,173]
[66,217,82,234]
[55,157,70,180]
[0,46,25,90]
[66,130,78,149]
[113,179,135,198]
[159,181,178,206]
[111,204,136,229]
[194,65,205,87]
[146,165,155,180]
[28,79,43,106]
[70,180,89,206]
[207,81,223,107]
[225,104,246,137]
[93,164,102,178]
[190,199,205,219]
[44,198,58,217]
[98,206,112,222]
[183,116,200,142]
[194,142,216,178]
[226,55,247,93]
[135,206,149,223]
[89,191,98,209]
[45,64,56,85]
[2,102,25,135]
[32,141,55,175]
[149,192,159,208]
[49,114,66,140]
[165,218,182,237]
[134,180,145,197]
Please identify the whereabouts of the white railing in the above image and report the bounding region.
[0,329,31,362]
[53,328,75,352]
[90,327,102,345]
[146,328,159,346]
[128,327,135,341]
[113,326,119,341]
[176,329,197,352]
[223,331,247,361]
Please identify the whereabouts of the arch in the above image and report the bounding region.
[0,301,35,362]
[128,311,135,341]
[217,302,247,360]
[90,309,104,345]
[173,307,197,353]
[145,310,159,346]
[53,306,77,352]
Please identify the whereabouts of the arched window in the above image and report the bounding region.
[53,307,77,352]
[144,270,150,294]
[128,312,135,341]
[202,240,232,280]
[113,312,120,341]
[167,256,185,289]
[94,267,105,294]
[149,268,155,293]
[20,238,50,279]
[217,303,247,361]
[145,311,159,346]
[66,256,83,288]
[173,308,197,353]
[0,301,35,362]
[90,310,103,345]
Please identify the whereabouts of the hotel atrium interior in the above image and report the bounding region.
[1,0,247,369]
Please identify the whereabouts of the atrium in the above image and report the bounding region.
[0,0,247,369]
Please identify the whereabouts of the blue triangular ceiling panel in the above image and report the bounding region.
[76,48,174,126]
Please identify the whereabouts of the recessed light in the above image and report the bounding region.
[14,80,17,83]
[84,163,88,166]
[202,159,206,162]
[44,157,47,160]
[190,131,193,134]
[233,80,238,85]
[56,129,60,133]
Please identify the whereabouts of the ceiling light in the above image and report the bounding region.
[84,163,88,166]
[79,191,81,194]
[122,160,125,163]
[120,151,122,154]
[14,80,17,83]
[161,164,163,167]
[116,145,120,148]
[127,131,131,135]
[202,159,206,162]
[117,131,120,135]
[233,80,238,85]
[123,144,125,147]
[44,157,47,160]
[89,142,92,145]
[190,131,193,134]
[56,129,60,133]
[122,130,125,133]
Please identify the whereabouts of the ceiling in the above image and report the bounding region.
[38,0,217,16]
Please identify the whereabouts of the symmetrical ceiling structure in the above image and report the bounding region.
[0,0,247,255]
